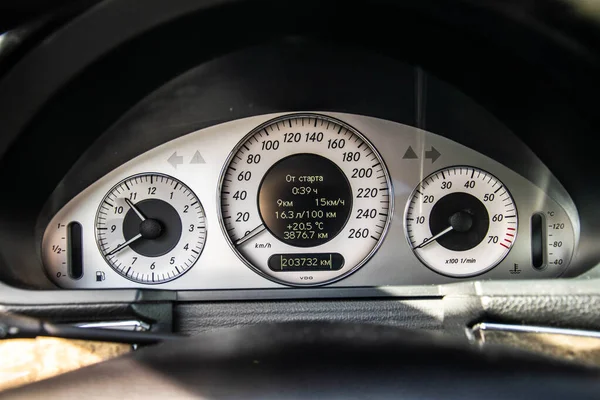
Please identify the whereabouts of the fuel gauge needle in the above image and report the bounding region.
[235,224,266,247]
[414,226,453,250]
[106,233,142,256]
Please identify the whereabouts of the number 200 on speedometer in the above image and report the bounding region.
[219,114,393,286]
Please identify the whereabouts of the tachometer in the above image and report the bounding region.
[219,114,392,286]
[405,166,517,277]
[95,173,206,284]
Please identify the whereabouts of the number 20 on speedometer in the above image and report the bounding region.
[219,114,393,286]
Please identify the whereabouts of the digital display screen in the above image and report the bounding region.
[268,253,345,271]
[258,153,352,247]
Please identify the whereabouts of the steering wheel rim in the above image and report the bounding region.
[2,322,599,399]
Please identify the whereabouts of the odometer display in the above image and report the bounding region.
[268,253,345,272]
[219,114,392,286]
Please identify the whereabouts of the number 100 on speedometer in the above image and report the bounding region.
[219,114,393,286]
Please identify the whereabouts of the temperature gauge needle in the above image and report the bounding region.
[125,198,146,221]
[414,226,453,249]
[235,224,266,246]
[106,233,142,256]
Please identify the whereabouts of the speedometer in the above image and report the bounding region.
[219,114,393,286]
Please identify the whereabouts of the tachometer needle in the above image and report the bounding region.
[235,224,266,246]
[414,226,454,249]
[106,233,142,256]
[125,198,146,221]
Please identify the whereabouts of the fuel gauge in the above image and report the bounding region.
[44,221,83,280]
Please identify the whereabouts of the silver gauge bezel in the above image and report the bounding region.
[403,165,519,278]
[94,172,207,284]
[217,113,394,287]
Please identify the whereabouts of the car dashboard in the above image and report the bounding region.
[0,0,598,313]
[3,2,600,395]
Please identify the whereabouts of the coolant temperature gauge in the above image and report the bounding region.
[531,210,573,270]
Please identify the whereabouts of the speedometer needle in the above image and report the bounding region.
[414,226,454,250]
[125,198,146,221]
[235,224,266,246]
[106,233,143,256]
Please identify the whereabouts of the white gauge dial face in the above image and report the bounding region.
[220,114,393,286]
[95,173,206,284]
[405,166,517,277]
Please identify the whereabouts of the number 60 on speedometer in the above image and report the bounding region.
[219,114,393,286]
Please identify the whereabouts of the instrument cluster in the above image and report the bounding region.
[41,112,577,289]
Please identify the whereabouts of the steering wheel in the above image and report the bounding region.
[1,323,599,399]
